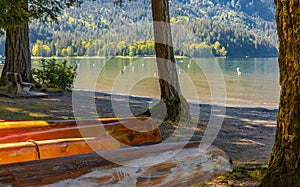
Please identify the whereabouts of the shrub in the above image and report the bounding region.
[32,58,77,90]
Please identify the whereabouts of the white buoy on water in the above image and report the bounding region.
[237,67,241,76]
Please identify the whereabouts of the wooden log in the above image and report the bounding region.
[0,117,162,146]
[0,142,232,186]
[0,137,120,165]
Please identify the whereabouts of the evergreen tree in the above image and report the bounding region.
[0,0,84,85]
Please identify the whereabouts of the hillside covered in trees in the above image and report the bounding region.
[0,0,278,58]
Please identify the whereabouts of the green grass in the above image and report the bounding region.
[193,164,268,186]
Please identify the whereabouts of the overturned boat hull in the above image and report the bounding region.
[0,117,161,164]
[0,142,232,186]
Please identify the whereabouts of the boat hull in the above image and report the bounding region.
[0,142,232,186]
[0,118,161,164]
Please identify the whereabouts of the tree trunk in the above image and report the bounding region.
[151,0,190,123]
[0,23,34,86]
[259,1,300,186]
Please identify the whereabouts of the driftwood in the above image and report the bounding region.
[0,118,161,164]
[0,142,232,186]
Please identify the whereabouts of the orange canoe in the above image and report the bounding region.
[0,117,162,165]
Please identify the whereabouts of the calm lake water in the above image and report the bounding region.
[2,57,280,108]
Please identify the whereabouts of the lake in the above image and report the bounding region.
[2,57,280,108]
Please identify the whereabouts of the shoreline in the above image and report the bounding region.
[29,55,234,60]
[73,88,279,110]
[31,55,190,59]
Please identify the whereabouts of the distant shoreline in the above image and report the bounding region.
[31,55,190,59]
[30,56,279,60]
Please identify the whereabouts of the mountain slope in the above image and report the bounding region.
[0,0,278,57]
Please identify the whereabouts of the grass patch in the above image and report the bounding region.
[0,95,73,120]
[194,164,268,186]
[235,164,268,180]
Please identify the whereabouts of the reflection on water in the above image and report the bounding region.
[25,57,280,108]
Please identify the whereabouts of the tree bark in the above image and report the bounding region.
[0,23,35,86]
[259,0,300,186]
[151,0,190,123]
[0,0,34,86]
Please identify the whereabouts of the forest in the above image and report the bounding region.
[0,0,278,58]
[1,0,300,186]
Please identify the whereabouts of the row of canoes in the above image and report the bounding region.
[0,117,232,186]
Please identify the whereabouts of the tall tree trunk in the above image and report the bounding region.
[0,0,34,86]
[0,23,34,86]
[151,0,190,123]
[260,1,300,186]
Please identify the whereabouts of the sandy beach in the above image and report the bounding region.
[0,90,277,166]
